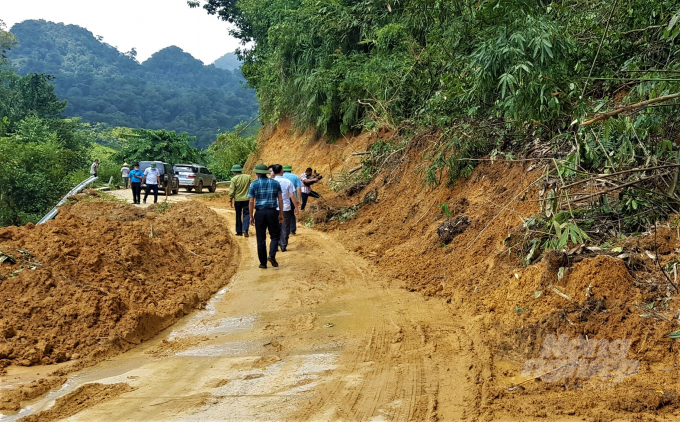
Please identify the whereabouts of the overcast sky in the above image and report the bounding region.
[1,0,241,64]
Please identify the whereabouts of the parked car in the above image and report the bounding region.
[138,161,179,194]
[173,164,217,193]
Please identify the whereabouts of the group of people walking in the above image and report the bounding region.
[229,163,321,269]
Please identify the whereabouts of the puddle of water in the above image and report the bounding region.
[175,340,259,357]
[168,315,256,341]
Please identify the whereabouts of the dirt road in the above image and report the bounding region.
[5,192,482,421]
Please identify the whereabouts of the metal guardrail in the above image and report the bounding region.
[37,176,98,225]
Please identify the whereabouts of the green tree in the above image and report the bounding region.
[206,128,256,180]
[112,128,205,165]
[0,19,18,59]
[0,116,91,226]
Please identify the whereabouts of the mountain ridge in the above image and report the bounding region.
[6,20,258,148]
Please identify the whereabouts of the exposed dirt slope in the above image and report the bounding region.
[245,120,680,420]
[0,194,238,410]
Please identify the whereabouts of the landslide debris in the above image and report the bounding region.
[0,195,238,371]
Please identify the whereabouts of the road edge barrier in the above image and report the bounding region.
[37,176,99,225]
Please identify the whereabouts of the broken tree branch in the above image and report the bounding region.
[560,163,680,190]
[581,92,680,126]
[569,175,658,203]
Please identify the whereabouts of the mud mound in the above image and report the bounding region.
[0,198,237,370]
[18,382,135,422]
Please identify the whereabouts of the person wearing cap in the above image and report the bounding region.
[121,163,130,189]
[248,163,284,269]
[143,163,161,204]
[229,164,252,237]
[282,165,302,235]
[129,163,144,204]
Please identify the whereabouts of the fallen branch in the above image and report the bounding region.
[348,165,363,175]
[549,285,572,301]
[655,222,679,293]
[581,92,680,126]
[569,175,657,203]
[560,163,680,190]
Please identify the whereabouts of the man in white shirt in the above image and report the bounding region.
[143,163,161,204]
[271,164,299,252]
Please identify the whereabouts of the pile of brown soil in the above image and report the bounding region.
[0,196,237,370]
[244,120,680,420]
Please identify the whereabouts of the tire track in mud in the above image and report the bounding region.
[295,249,483,422]
[3,196,485,421]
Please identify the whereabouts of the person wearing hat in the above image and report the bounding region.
[143,162,161,204]
[129,163,144,204]
[229,164,252,237]
[248,163,284,268]
[121,163,130,189]
[282,165,302,235]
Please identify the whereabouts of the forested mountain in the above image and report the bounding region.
[213,52,241,70]
[6,20,258,148]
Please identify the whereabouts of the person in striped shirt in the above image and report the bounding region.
[300,167,321,211]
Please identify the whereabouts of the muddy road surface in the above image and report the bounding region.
[4,194,481,421]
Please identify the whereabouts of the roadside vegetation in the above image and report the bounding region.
[0,20,256,227]
[191,0,680,250]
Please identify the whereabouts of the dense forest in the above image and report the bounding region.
[6,20,258,149]
[0,20,256,227]
[190,0,680,247]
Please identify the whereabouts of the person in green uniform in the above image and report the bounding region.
[229,164,252,237]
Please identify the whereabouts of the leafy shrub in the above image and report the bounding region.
[206,127,257,180]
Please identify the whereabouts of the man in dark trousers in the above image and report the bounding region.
[129,163,144,204]
[248,163,284,268]
[229,164,252,237]
[300,167,321,210]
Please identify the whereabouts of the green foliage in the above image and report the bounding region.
[329,204,360,223]
[543,217,590,250]
[206,126,257,180]
[190,0,680,143]
[0,20,18,59]
[6,20,259,148]
[112,129,205,166]
[438,203,452,218]
[0,116,92,226]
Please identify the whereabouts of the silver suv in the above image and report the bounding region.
[174,164,217,193]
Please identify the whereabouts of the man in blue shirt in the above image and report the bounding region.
[282,165,302,235]
[128,163,144,204]
[248,163,284,269]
